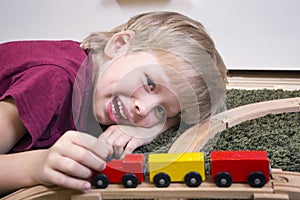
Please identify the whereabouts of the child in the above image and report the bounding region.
[0,11,227,194]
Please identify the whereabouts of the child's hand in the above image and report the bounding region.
[34,131,113,190]
[99,125,159,159]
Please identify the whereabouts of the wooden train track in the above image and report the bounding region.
[1,97,299,200]
[2,168,300,200]
[169,97,300,153]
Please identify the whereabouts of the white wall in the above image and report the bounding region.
[0,0,299,70]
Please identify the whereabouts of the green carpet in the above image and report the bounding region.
[135,89,300,173]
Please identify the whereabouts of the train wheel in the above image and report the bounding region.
[214,172,232,187]
[247,172,267,188]
[184,172,202,187]
[92,174,109,189]
[153,173,170,187]
[122,173,139,188]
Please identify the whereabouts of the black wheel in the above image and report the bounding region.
[184,172,202,187]
[153,173,170,187]
[122,173,139,188]
[248,172,267,188]
[92,174,109,189]
[214,172,232,187]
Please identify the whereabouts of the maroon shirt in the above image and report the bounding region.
[0,40,92,152]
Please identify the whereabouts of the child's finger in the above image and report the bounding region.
[105,131,121,145]
[60,141,107,172]
[110,131,131,159]
[53,156,92,179]
[98,128,113,140]
[113,133,131,149]
[90,138,114,161]
[111,136,129,159]
[124,138,145,154]
[67,131,113,161]
[47,168,91,190]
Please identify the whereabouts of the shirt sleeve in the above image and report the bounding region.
[0,65,73,151]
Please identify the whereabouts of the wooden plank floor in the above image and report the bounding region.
[227,70,300,90]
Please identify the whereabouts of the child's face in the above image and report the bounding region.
[93,51,181,128]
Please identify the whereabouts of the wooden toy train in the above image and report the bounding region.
[91,150,271,189]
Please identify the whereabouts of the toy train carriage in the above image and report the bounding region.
[91,154,145,188]
[210,150,271,188]
[148,152,205,187]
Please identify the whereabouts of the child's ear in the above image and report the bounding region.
[104,30,135,59]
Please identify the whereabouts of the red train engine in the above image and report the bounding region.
[91,154,145,188]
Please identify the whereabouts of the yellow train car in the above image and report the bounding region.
[148,152,205,187]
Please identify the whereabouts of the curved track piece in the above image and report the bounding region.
[1,185,78,200]
[168,97,300,153]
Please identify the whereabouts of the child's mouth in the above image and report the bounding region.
[112,96,128,121]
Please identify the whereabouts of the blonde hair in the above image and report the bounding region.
[81,11,227,125]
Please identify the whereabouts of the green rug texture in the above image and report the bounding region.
[135,89,300,173]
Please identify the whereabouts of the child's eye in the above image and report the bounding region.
[157,106,165,117]
[146,76,155,92]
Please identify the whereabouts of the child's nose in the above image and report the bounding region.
[133,99,149,118]
[132,95,159,119]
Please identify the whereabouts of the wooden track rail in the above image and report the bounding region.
[1,97,299,200]
[1,169,300,200]
[169,97,300,153]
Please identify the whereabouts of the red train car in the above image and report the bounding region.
[91,154,145,188]
[210,150,271,187]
